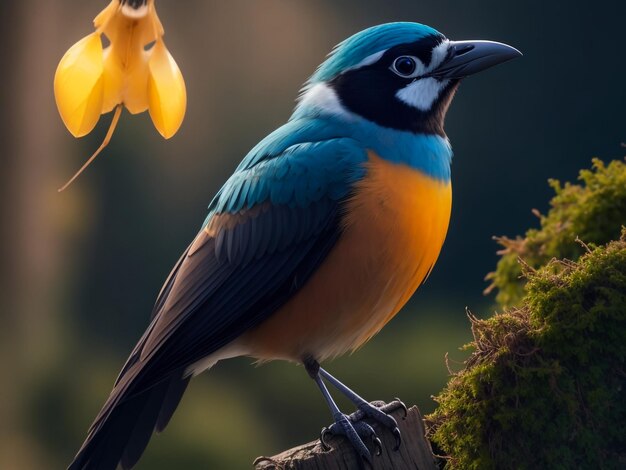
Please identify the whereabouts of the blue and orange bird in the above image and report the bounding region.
[69,22,520,469]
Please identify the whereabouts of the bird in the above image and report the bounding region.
[68,21,520,469]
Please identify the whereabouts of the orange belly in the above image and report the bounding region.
[240,151,452,362]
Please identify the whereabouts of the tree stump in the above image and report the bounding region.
[254,402,438,470]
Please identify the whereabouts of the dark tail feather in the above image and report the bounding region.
[156,375,190,432]
[69,371,189,470]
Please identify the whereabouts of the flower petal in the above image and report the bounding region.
[147,40,186,138]
[101,46,124,113]
[122,47,150,114]
[54,32,104,137]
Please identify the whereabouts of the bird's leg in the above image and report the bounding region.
[318,367,406,450]
[304,357,380,465]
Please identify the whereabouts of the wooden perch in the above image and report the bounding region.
[254,402,439,470]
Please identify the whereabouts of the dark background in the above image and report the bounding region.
[0,0,624,468]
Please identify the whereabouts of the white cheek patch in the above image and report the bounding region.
[395,40,451,111]
[298,82,354,120]
[429,40,450,71]
[395,78,450,111]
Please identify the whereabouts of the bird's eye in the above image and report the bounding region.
[392,56,417,77]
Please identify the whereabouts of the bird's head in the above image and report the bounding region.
[297,22,521,136]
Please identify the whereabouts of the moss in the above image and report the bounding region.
[427,233,626,470]
[486,158,626,308]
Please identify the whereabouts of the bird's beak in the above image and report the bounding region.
[428,40,522,79]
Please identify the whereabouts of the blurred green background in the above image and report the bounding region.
[0,0,624,468]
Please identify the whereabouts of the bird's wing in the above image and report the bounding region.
[70,131,368,470]
[115,136,367,391]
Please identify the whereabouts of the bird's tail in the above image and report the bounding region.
[68,370,190,470]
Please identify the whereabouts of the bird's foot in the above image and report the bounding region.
[319,400,408,465]
[321,412,380,463]
[354,399,406,451]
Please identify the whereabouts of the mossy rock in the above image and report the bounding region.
[427,234,626,469]
[486,158,626,308]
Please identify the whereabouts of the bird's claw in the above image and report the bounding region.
[391,398,408,419]
[353,421,381,456]
[392,427,402,451]
[319,400,406,463]
[372,434,383,456]
[355,401,403,451]
[321,413,374,464]
[320,426,332,451]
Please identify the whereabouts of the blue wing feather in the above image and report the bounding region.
[111,128,367,393]
[70,124,368,470]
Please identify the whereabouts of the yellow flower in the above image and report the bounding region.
[54,0,186,191]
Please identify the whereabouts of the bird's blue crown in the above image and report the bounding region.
[309,22,442,83]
